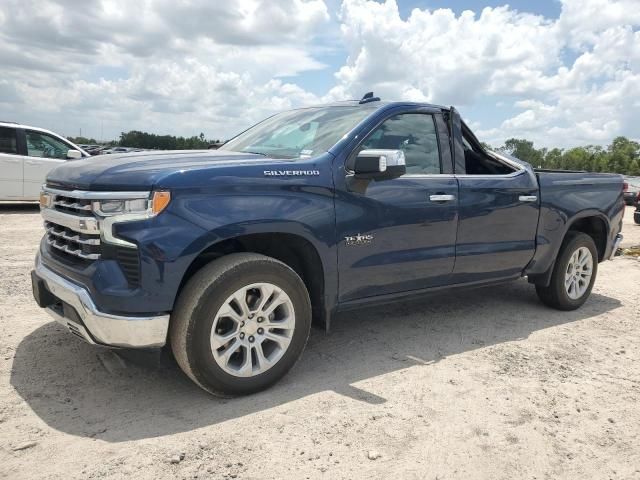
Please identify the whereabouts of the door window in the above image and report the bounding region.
[462,127,515,175]
[361,114,441,174]
[25,131,71,159]
[0,127,18,154]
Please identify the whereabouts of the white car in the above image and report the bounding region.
[0,121,89,201]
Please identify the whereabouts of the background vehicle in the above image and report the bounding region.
[0,122,88,201]
[31,96,625,396]
[623,177,640,205]
[103,146,135,154]
[635,192,640,224]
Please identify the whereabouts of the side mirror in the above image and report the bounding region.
[67,149,83,159]
[353,149,406,179]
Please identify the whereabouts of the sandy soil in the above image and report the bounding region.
[1,204,639,480]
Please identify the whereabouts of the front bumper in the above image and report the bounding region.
[32,255,169,348]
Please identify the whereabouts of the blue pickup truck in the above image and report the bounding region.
[31,94,624,396]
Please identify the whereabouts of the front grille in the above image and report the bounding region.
[53,195,94,217]
[45,221,101,260]
[43,189,102,263]
[42,187,142,286]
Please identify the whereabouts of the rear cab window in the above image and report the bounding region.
[462,125,517,175]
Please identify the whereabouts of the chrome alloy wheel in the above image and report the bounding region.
[210,283,295,377]
[564,246,593,300]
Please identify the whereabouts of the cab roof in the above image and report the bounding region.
[294,99,449,114]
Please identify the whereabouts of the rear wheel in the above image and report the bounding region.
[535,232,598,310]
[170,253,311,396]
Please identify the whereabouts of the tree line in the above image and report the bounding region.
[117,131,221,150]
[67,131,221,149]
[490,136,640,176]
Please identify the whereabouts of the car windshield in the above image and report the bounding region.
[219,106,374,159]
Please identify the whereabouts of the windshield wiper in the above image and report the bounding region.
[241,150,269,157]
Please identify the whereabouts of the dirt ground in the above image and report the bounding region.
[1,204,639,480]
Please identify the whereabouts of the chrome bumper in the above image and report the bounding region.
[609,233,623,260]
[35,256,169,348]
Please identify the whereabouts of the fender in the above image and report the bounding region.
[114,171,339,319]
[525,208,612,286]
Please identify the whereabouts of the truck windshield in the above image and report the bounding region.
[219,106,373,159]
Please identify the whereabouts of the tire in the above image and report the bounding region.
[170,253,311,396]
[535,232,598,311]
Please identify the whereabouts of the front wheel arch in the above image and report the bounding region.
[174,232,328,328]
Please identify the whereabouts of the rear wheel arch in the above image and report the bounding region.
[529,213,609,287]
[535,231,598,310]
[565,214,609,261]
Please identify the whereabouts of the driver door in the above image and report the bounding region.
[335,110,459,302]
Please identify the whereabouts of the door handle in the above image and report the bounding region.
[519,195,537,202]
[429,194,456,202]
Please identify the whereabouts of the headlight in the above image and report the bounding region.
[96,191,171,247]
[93,192,170,217]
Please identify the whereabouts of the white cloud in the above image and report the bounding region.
[0,0,638,148]
[331,0,640,147]
[0,0,329,140]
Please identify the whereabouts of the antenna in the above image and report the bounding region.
[359,92,381,104]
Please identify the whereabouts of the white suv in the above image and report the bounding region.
[0,122,89,201]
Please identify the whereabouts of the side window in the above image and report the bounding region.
[462,129,515,175]
[361,114,441,174]
[25,131,71,159]
[0,127,18,154]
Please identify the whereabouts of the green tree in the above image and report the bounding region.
[606,136,639,174]
[543,148,563,169]
[118,131,221,150]
[500,138,545,167]
[67,136,98,144]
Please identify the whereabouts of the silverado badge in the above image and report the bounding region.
[263,170,320,176]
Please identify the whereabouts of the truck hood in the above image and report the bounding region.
[46,150,273,190]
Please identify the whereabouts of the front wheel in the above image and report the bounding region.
[535,232,598,310]
[170,253,311,396]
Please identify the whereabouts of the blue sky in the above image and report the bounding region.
[0,0,638,148]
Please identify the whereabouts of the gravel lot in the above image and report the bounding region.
[1,204,639,480]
